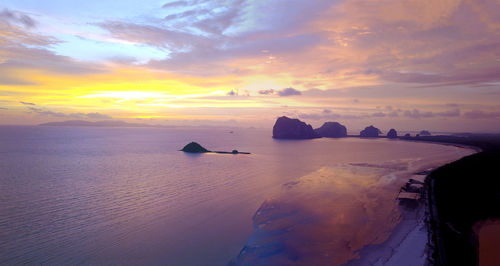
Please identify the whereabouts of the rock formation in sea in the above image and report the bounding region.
[181,142,210,153]
[360,125,382,137]
[314,122,347,138]
[387,128,398,139]
[419,130,431,136]
[272,116,319,139]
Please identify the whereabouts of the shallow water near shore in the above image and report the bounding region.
[0,126,474,265]
[233,155,472,265]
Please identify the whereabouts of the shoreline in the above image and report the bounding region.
[425,150,500,265]
[398,138,483,154]
[344,203,427,266]
[344,142,481,266]
[341,166,432,266]
[345,132,500,266]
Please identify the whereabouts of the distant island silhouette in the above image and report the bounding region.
[273,116,436,142]
[272,117,391,139]
[272,116,319,139]
[180,142,250,154]
[38,120,155,127]
[181,142,210,153]
[419,130,432,136]
[387,128,398,138]
[314,122,347,138]
[360,125,382,137]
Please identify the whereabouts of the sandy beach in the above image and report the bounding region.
[345,201,427,266]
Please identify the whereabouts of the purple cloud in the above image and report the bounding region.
[0,76,39,86]
[436,109,460,117]
[372,112,386,117]
[162,1,188,9]
[387,111,399,117]
[298,111,365,120]
[227,89,238,96]
[299,112,340,120]
[94,1,328,75]
[0,13,103,77]
[464,110,500,119]
[96,21,200,50]
[0,9,36,28]
[164,9,207,21]
[278,87,301,96]
[404,109,435,119]
[258,89,275,95]
[403,108,461,119]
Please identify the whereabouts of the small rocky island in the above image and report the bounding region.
[360,125,382,137]
[180,142,250,154]
[419,130,432,136]
[387,128,398,138]
[181,142,210,153]
[272,116,319,139]
[314,122,347,138]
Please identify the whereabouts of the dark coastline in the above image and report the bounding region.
[408,134,500,265]
[348,133,500,265]
[425,150,500,265]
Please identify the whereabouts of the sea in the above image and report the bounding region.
[0,126,475,265]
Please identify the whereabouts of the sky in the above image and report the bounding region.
[0,0,499,132]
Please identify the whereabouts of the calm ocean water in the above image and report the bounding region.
[0,126,474,265]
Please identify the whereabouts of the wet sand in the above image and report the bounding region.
[345,203,427,266]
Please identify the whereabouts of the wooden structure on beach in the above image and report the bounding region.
[398,191,421,201]
[397,173,427,203]
[409,175,426,184]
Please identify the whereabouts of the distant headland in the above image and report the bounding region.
[38,120,155,127]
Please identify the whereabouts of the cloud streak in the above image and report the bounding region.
[0,8,36,28]
[278,88,301,97]
[464,110,500,119]
[27,106,112,120]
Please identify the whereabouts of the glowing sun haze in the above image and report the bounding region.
[1,0,499,132]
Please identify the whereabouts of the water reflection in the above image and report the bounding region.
[235,162,435,265]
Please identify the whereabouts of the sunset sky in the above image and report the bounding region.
[1,0,499,132]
